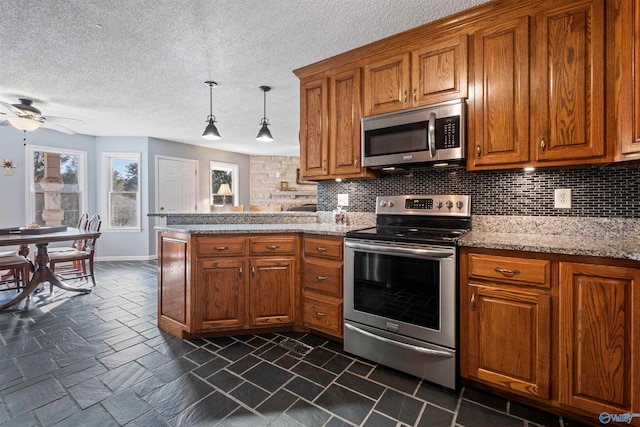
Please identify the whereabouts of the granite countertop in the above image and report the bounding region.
[155,223,366,237]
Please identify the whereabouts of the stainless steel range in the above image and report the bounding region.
[343,195,471,389]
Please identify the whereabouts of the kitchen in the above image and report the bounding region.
[1,0,640,426]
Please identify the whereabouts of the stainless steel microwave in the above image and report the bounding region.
[361,99,466,169]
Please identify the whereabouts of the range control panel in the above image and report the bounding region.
[376,195,471,217]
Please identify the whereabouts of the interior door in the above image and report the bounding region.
[157,157,198,213]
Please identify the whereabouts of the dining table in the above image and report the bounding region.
[0,227,101,310]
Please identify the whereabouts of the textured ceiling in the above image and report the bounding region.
[0,0,487,156]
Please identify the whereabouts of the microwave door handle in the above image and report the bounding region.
[428,112,437,157]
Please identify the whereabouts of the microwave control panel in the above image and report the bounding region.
[435,116,460,149]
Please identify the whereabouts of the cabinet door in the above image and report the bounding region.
[466,284,551,399]
[249,258,295,325]
[195,259,246,330]
[471,17,530,168]
[532,0,606,163]
[363,53,411,116]
[299,77,329,179]
[329,68,363,176]
[559,262,640,416]
[412,35,468,106]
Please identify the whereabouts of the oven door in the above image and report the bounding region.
[344,238,456,349]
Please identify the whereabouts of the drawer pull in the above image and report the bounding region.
[314,311,327,318]
[494,267,520,276]
[316,247,327,252]
[214,246,228,251]
[471,291,476,311]
[316,276,327,281]
[266,245,280,250]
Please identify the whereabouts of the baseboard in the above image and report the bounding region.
[95,254,158,262]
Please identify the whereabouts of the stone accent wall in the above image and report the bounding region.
[250,156,317,211]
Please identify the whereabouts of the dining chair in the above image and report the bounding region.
[49,213,102,289]
[231,205,244,212]
[0,251,31,293]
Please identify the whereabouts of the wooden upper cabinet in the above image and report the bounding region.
[363,35,468,117]
[558,262,640,417]
[330,68,363,176]
[299,78,328,180]
[470,16,531,168]
[532,0,606,163]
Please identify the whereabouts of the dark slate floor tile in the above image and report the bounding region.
[290,360,336,387]
[368,365,421,394]
[0,358,23,385]
[183,347,217,365]
[207,336,236,348]
[228,354,262,375]
[218,341,256,361]
[151,357,198,383]
[255,389,298,421]
[207,369,244,392]
[68,376,114,409]
[220,407,270,427]
[374,388,424,425]
[229,381,270,408]
[124,409,171,427]
[285,400,332,427]
[153,335,198,358]
[463,387,509,412]
[242,361,294,392]
[415,382,460,411]
[172,391,239,426]
[0,404,7,424]
[102,389,152,425]
[299,333,328,348]
[99,360,153,393]
[34,397,79,427]
[284,376,325,401]
[0,336,41,361]
[301,347,335,367]
[49,404,119,427]
[142,373,215,419]
[456,400,524,427]
[336,371,385,400]
[325,416,354,427]
[36,327,88,352]
[192,356,229,379]
[322,353,353,374]
[509,401,562,427]
[416,403,455,427]
[363,411,398,427]
[315,384,376,425]
[348,361,374,377]
[274,354,299,369]
[256,343,289,361]
[15,351,57,380]
[3,377,66,417]
[136,349,173,369]
[0,411,38,427]
[60,363,108,388]
[98,342,155,369]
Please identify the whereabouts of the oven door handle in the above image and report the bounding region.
[345,241,453,259]
[345,323,453,358]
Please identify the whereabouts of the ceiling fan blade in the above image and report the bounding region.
[41,121,77,135]
[45,115,86,125]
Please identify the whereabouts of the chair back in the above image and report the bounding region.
[249,204,263,212]
[84,214,102,253]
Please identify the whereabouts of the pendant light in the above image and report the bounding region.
[256,86,273,142]
[202,81,221,140]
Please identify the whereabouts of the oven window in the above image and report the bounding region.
[353,251,440,330]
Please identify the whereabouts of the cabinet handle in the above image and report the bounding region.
[214,246,228,251]
[413,88,417,102]
[404,90,408,103]
[354,157,358,167]
[494,267,520,276]
[314,311,327,318]
[266,245,280,250]
[316,247,327,252]
[539,135,546,154]
[323,158,327,172]
[251,266,255,279]
[471,291,476,312]
[239,266,243,279]
[316,276,327,281]
[476,144,481,159]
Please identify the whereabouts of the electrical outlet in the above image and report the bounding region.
[337,193,349,206]
[554,189,572,209]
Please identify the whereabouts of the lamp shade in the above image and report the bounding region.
[7,117,42,132]
[202,118,221,140]
[217,183,232,195]
[256,122,273,142]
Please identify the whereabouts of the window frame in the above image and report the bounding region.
[25,145,88,227]
[210,161,239,207]
[102,152,141,231]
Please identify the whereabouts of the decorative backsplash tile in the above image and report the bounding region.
[317,164,640,218]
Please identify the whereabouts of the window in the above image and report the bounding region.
[27,146,87,227]
[103,153,140,229]
[210,161,239,207]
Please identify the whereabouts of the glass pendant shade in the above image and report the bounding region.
[202,117,221,140]
[256,121,273,142]
[256,86,273,141]
[7,117,42,132]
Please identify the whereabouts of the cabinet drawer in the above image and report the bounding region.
[303,236,343,260]
[468,253,550,288]
[303,294,342,337]
[196,236,246,257]
[303,258,342,297]
[249,235,296,256]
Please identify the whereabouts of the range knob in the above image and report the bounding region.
[388,201,395,207]
[456,201,464,209]
[445,200,453,209]
[435,201,443,209]
[379,200,387,207]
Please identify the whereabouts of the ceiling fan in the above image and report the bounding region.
[0,98,84,134]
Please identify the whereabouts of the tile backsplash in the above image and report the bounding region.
[317,164,640,218]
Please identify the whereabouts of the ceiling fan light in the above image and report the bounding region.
[256,122,273,142]
[202,118,221,140]
[7,117,42,132]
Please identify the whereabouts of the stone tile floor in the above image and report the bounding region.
[0,261,591,426]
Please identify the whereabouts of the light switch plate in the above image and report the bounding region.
[554,189,571,209]
[337,193,349,206]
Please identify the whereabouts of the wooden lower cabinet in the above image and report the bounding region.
[195,258,246,330]
[558,262,640,418]
[461,248,640,425]
[250,258,295,325]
